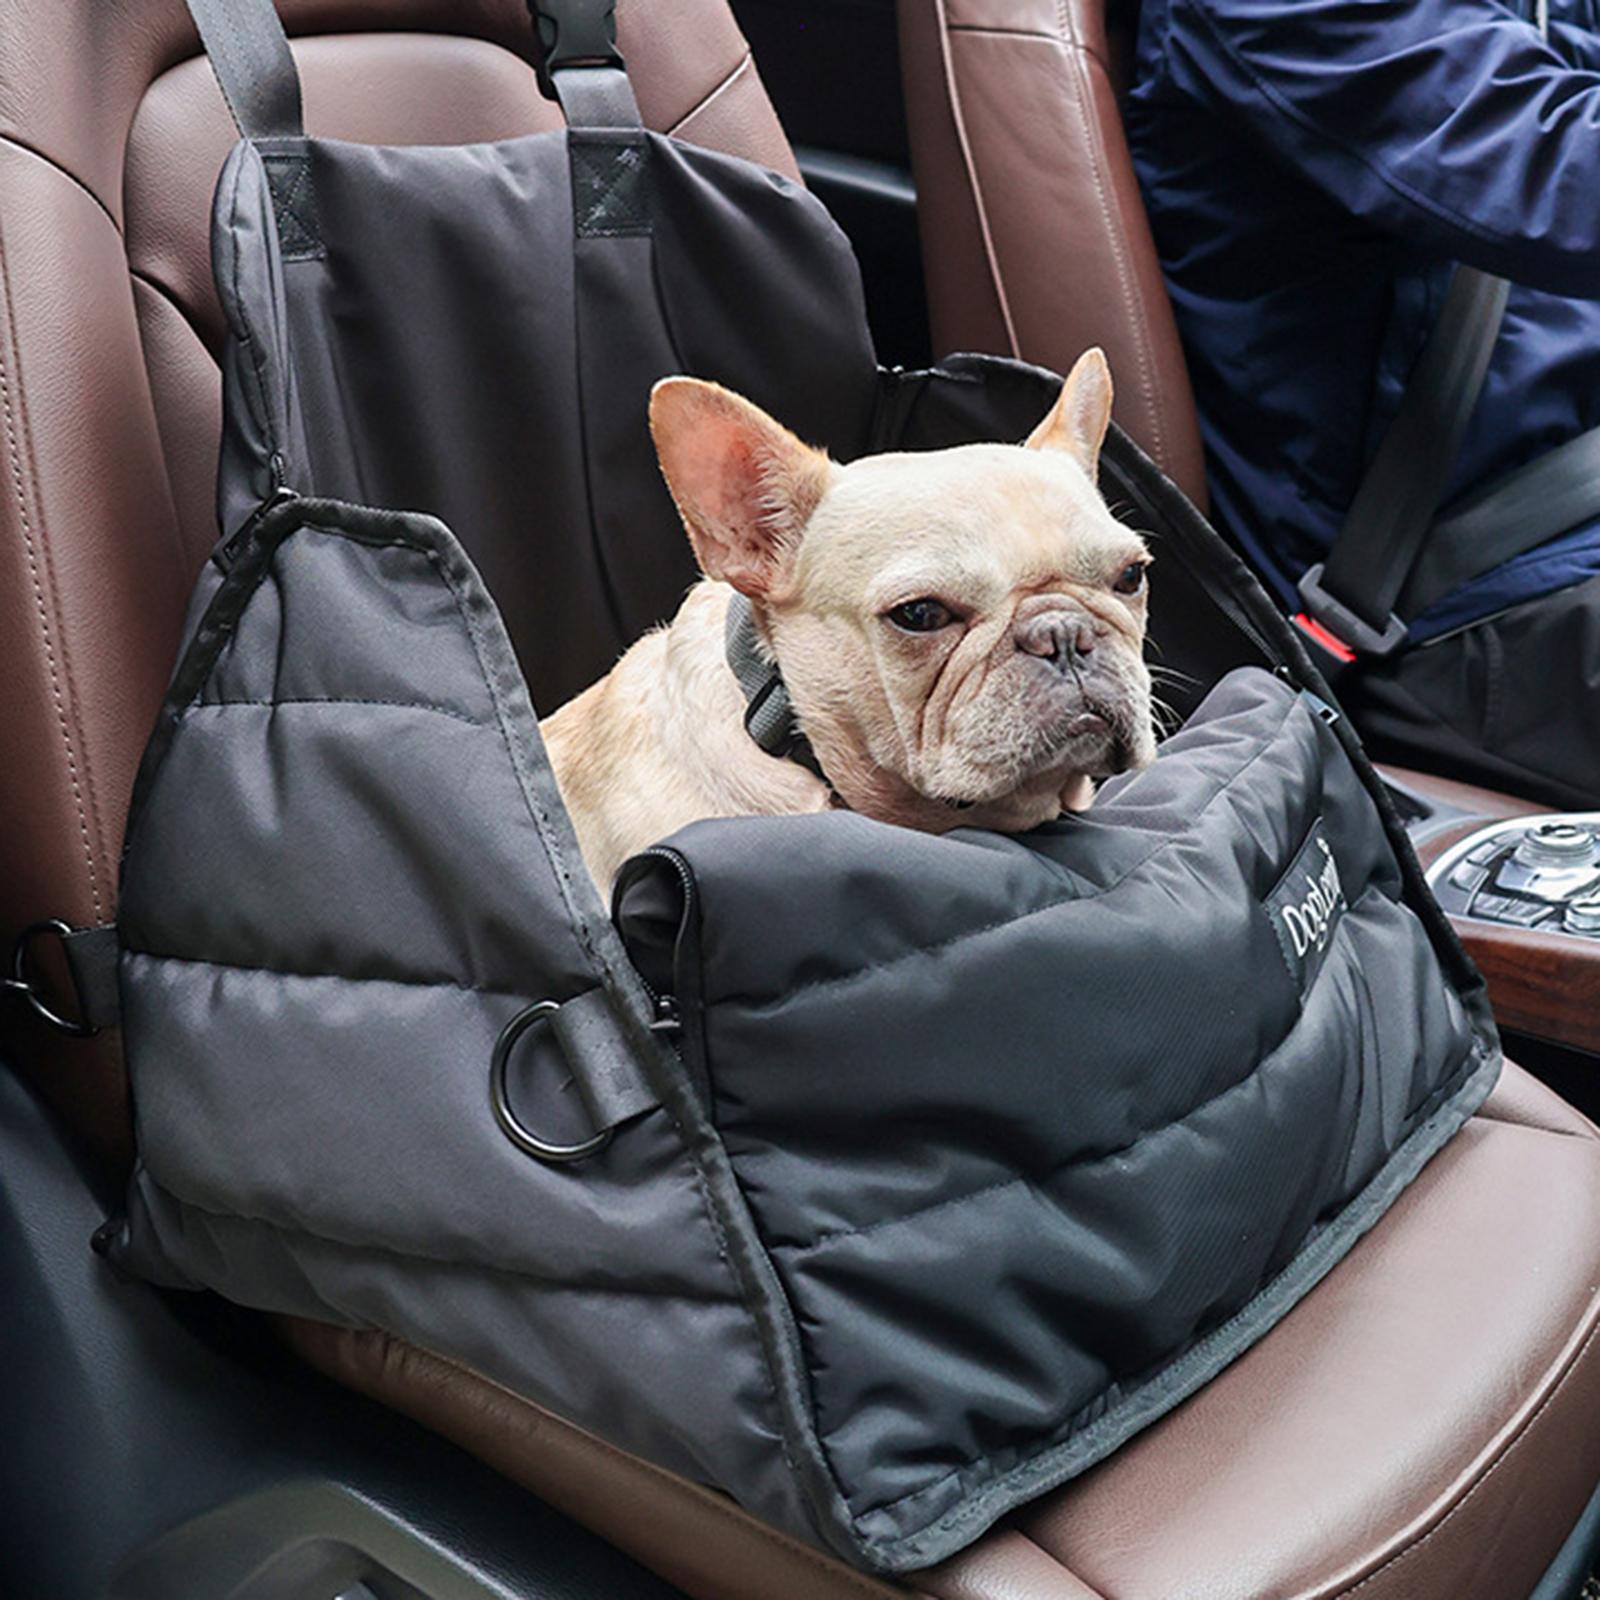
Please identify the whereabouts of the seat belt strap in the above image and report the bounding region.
[1293,2,1559,664]
[1296,266,1510,657]
[182,0,304,141]
[1401,421,1600,618]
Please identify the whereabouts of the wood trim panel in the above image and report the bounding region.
[1381,765,1597,1056]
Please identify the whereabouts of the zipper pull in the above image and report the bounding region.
[1301,687,1342,727]
[648,995,681,1037]
[215,482,298,573]
[1276,666,1343,728]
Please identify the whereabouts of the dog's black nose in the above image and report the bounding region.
[1016,610,1099,664]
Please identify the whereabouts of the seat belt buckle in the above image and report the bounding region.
[1294,563,1409,667]
[527,0,622,102]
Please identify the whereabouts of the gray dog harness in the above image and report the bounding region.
[722,592,829,781]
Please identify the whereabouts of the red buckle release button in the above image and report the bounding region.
[1292,612,1357,665]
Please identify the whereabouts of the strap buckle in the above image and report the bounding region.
[1294,563,1408,664]
[5,919,100,1037]
[527,0,622,102]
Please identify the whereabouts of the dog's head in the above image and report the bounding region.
[649,350,1156,832]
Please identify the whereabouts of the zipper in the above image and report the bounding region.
[622,845,711,1104]
[648,993,681,1037]
[1298,684,1342,727]
[215,475,298,573]
[615,848,698,1036]
[631,844,699,923]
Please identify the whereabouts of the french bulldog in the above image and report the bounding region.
[541,348,1156,890]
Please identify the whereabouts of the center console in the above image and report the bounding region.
[1427,816,1600,936]
[1384,767,1600,1057]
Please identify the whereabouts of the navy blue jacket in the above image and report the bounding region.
[1127,0,1600,640]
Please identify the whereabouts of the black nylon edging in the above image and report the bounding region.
[120,494,875,1569]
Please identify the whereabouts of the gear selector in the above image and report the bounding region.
[1427,815,1600,932]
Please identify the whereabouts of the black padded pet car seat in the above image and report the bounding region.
[57,0,1499,1575]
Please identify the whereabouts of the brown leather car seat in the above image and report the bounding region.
[896,0,1208,510]
[3,3,1600,1597]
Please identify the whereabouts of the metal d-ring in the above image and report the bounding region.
[490,999,613,1164]
[5,919,97,1038]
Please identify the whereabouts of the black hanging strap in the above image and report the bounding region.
[183,0,303,140]
[528,0,641,128]
[550,67,642,128]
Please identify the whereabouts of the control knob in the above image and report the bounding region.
[1565,893,1600,937]
[1513,822,1597,870]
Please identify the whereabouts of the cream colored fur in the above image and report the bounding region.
[542,350,1155,891]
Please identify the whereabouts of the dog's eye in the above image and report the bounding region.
[887,598,957,633]
[1113,561,1148,597]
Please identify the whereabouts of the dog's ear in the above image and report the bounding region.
[1027,347,1114,476]
[650,378,831,599]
